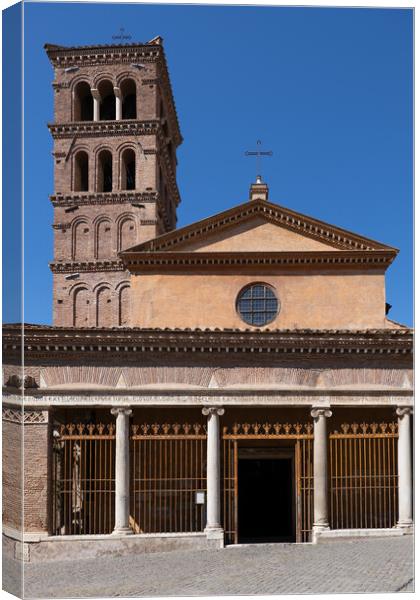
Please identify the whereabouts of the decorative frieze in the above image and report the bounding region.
[2,407,49,424]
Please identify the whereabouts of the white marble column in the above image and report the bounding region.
[202,407,225,538]
[111,407,133,534]
[396,407,413,529]
[91,88,100,122]
[114,87,122,120]
[311,407,332,536]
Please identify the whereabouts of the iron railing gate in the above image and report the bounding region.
[52,418,399,539]
[52,422,116,535]
[222,422,314,544]
[130,423,207,533]
[329,422,398,529]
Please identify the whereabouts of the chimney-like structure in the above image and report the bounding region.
[249,176,269,201]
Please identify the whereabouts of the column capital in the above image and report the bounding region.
[111,407,132,417]
[113,86,122,98]
[202,407,225,417]
[396,406,413,418]
[311,407,332,420]
[90,87,100,100]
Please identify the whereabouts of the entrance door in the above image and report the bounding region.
[238,449,295,543]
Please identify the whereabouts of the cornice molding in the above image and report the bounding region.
[50,191,160,207]
[50,259,125,273]
[121,250,395,272]
[2,325,413,360]
[45,42,161,67]
[48,119,160,139]
[128,200,398,255]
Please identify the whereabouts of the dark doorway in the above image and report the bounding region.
[238,454,294,543]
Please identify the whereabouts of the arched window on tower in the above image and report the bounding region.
[121,79,137,119]
[73,286,90,326]
[118,216,137,251]
[97,150,113,192]
[96,286,112,327]
[95,218,112,259]
[98,80,116,121]
[73,151,89,192]
[118,285,131,326]
[121,149,136,190]
[72,219,90,260]
[74,82,93,121]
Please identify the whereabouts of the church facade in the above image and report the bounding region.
[2,39,413,563]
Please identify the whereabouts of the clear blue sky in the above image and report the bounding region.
[4,2,413,326]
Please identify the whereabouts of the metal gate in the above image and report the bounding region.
[222,422,314,544]
[52,422,116,535]
[329,422,398,529]
[130,423,207,533]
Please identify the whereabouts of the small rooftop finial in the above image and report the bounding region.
[249,177,269,202]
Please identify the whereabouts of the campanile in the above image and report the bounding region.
[45,38,182,326]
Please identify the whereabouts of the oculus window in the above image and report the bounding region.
[236,283,279,326]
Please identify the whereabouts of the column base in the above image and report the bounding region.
[112,527,133,535]
[396,520,414,534]
[312,523,330,544]
[204,526,224,545]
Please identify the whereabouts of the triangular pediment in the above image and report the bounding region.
[123,199,396,255]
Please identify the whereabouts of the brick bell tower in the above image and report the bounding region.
[45,37,182,327]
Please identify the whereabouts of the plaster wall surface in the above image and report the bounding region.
[181,218,341,253]
[130,271,387,330]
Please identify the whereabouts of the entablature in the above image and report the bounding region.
[121,250,396,272]
[2,325,413,361]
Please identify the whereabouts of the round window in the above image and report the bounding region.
[236,283,279,326]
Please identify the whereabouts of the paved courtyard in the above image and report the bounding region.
[3,536,414,598]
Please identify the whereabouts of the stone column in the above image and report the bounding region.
[114,87,122,120]
[91,88,100,122]
[396,407,413,529]
[111,407,133,534]
[311,407,332,538]
[202,407,225,539]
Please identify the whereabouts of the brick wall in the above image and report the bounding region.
[23,420,50,532]
[2,419,23,531]
[47,44,182,327]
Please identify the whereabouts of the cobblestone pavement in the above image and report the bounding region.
[4,536,414,598]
